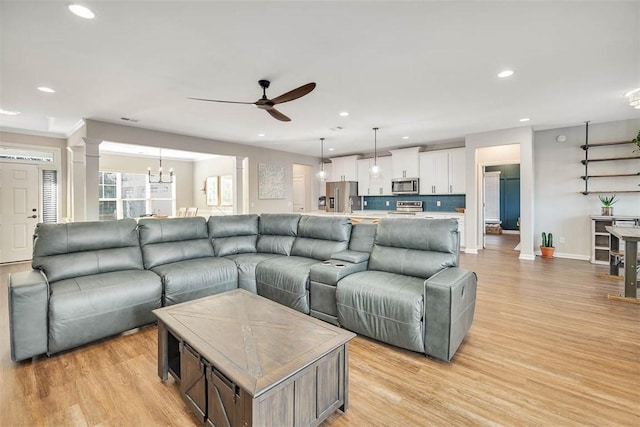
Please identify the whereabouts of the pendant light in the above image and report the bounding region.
[317,137,327,181]
[369,127,381,178]
[148,148,174,184]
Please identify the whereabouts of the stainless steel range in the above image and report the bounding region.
[388,200,423,216]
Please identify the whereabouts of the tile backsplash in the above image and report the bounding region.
[363,194,465,212]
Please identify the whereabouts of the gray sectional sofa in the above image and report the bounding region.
[8,214,477,363]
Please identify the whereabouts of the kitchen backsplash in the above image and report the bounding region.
[363,194,465,211]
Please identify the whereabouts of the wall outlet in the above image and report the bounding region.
[436,200,441,207]
[558,236,566,244]
[364,200,368,206]
[385,201,390,206]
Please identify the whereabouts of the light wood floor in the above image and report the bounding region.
[1,249,638,426]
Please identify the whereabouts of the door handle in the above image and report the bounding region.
[28,215,37,219]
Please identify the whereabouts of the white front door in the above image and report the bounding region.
[293,175,306,212]
[0,163,39,263]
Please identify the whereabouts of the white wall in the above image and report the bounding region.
[193,156,235,215]
[534,118,640,259]
[99,152,195,211]
[86,120,320,214]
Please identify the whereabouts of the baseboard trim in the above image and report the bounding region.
[501,230,520,235]
[465,248,479,254]
[532,251,590,261]
[519,254,536,261]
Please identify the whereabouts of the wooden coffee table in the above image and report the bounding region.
[154,289,355,426]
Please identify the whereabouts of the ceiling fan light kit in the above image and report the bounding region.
[626,88,640,109]
[189,80,316,122]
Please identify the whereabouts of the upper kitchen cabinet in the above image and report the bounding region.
[448,148,466,194]
[357,156,392,196]
[390,147,421,178]
[329,155,359,182]
[419,148,466,194]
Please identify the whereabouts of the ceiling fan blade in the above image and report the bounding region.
[267,108,291,122]
[270,82,316,105]
[187,97,256,105]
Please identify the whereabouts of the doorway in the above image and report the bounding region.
[292,164,314,213]
[482,163,521,252]
[0,163,39,263]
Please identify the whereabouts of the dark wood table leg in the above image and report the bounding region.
[624,240,638,299]
[609,233,620,276]
[340,343,349,413]
[158,320,169,381]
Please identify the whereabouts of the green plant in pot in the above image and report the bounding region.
[632,130,640,153]
[599,194,617,216]
[540,232,555,258]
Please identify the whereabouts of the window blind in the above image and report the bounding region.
[42,170,58,223]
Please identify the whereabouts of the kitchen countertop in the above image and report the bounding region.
[305,210,464,219]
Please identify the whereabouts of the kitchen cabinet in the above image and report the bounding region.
[390,147,420,178]
[357,156,392,196]
[419,148,466,194]
[329,155,359,182]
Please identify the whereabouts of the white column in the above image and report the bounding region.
[68,145,86,221]
[234,156,246,214]
[83,138,102,221]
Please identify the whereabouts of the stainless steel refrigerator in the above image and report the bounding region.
[326,181,361,213]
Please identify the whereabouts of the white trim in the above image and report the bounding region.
[533,250,591,261]
[502,230,520,235]
[465,247,479,254]
[519,254,535,261]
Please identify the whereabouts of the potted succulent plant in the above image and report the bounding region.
[599,194,617,216]
[540,232,555,258]
[632,130,640,153]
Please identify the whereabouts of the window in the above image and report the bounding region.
[42,170,58,223]
[99,171,175,220]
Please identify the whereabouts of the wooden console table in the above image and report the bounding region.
[605,226,639,303]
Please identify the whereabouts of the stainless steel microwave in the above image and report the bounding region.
[391,178,419,194]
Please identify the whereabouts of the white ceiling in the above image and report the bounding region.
[1,1,639,158]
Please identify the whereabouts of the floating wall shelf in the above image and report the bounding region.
[580,121,640,195]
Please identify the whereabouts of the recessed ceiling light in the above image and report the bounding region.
[328,148,335,151]
[67,3,95,19]
[402,136,410,140]
[0,109,20,115]
[519,117,530,122]
[498,70,515,78]
[258,133,265,137]
[339,112,349,117]
[37,86,55,93]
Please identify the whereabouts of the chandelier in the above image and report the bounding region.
[148,148,173,184]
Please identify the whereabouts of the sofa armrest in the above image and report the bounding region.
[331,250,369,264]
[9,269,49,361]
[423,267,477,362]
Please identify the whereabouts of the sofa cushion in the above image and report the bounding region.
[224,253,283,293]
[48,270,162,354]
[208,214,259,257]
[369,218,459,279]
[256,214,300,255]
[138,217,214,269]
[336,270,424,353]
[348,222,377,253]
[32,219,143,283]
[291,216,351,260]
[152,257,238,305]
[255,256,320,313]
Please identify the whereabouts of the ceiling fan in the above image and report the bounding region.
[188,80,316,122]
